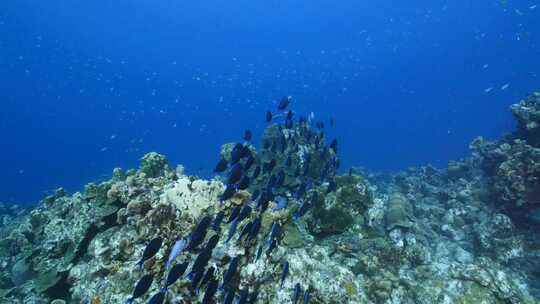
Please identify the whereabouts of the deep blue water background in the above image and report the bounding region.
[1,1,539,205]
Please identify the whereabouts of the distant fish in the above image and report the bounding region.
[244,154,255,171]
[238,175,251,190]
[230,143,246,164]
[255,244,263,260]
[268,222,281,246]
[146,291,166,304]
[251,165,261,179]
[484,87,493,93]
[162,262,188,291]
[329,139,338,154]
[275,171,285,188]
[326,179,337,194]
[286,110,293,120]
[190,269,205,291]
[221,184,237,202]
[214,158,228,173]
[263,159,276,173]
[266,111,273,123]
[202,278,218,304]
[531,5,537,9]
[189,249,212,278]
[277,96,290,111]
[274,196,288,211]
[303,289,310,304]
[280,260,289,288]
[187,216,212,251]
[212,211,225,231]
[329,117,335,127]
[244,129,252,141]
[293,200,312,220]
[237,288,249,304]
[237,204,252,222]
[293,283,302,304]
[220,257,239,290]
[136,237,162,270]
[125,274,153,304]
[238,221,254,242]
[227,163,244,185]
[246,217,261,244]
[501,83,510,90]
[251,189,261,201]
[199,266,216,290]
[165,239,186,270]
[203,234,220,252]
[226,218,240,243]
[227,206,241,223]
[266,238,277,256]
[223,288,236,304]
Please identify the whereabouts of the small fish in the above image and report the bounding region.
[162,262,188,291]
[221,184,237,202]
[295,183,306,199]
[221,257,239,290]
[212,211,225,231]
[226,218,240,243]
[199,266,216,290]
[293,201,312,220]
[202,278,219,304]
[277,96,290,111]
[190,249,212,278]
[263,159,276,173]
[238,221,254,242]
[280,261,289,288]
[223,288,236,304]
[244,154,255,171]
[329,139,338,154]
[285,118,293,129]
[227,163,244,185]
[484,87,493,93]
[190,269,205,291]
[238,175,250,190]
[348,167,353,176]
[165,239,186,270]
[147,291,166,304]
[266,238,277,256]
[255,244,263,260]
[237,288,249,304]
[203,234,220,252]
[266,111,273,123]
[214,158,228,173]
[246,217,261,244]
[251,189,261,201]
[251,166,261,179]
[136,237,162,270]
[125,274,153,304]
[286,110,293,120]
[268,222,281,245]
[326,179,337,194]
[237,204,252,222]
[274,196,288,211]
[303,289,310,304]
[293,283,302,304]
[501,83,510,90]
[187,216,212,251]
[267,174,277,190]
[230,143,245,164]
[244,129,252,141]
[227,206,241,223]
[275,171,285,188]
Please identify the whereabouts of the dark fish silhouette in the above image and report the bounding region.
[212,211,225,231]
[286,110,293,120]
[187,216,212,251]
[330,139,338,154]
[231,143,247,164]
[293,283,302,304]
[136,237,162,270]
[190,269,204,291]
[125,274,153,304]
[266,111,273,123]
[214,158,228,173]
[223,288,235,304]
[251,189,261,201]
[246,217,261,244]
[227,206,241,223]
[202,278,218,304]
[285,118,293,129]
[280,260,289,288]
[326,179,337,194]
[275,170,285,188]
[303,289,310,304]
[146,291,165,304]
[251,165,261,179]
[237,288,249,304]
[263,159,276,173]
[227,163,243,185]
[237,204,252,223]
[221,256,239,290]
[220,184,236,202]
[244,129,252,141]
[255,244,263,260]
[266,238,277,256]
[162,262,188,291]
[348,167,353,176]
[238,175,250,190]
[238,220,254,242]
[294,201,312,220]
[244,154,255,171]
[190,249,212,278]
[248,290,259,304]
[226,218,240,243]
[199,266,215,290]
[277,96,290,111]
[203,234,220,252]
[268,221,281,245]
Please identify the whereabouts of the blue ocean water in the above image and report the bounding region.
[1,1,538,204]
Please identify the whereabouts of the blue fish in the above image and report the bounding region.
[227,163,243,185]
[203,234,220,252]
[293,201,312,220]
[161,262,188,292]
[202,278,219,304]
[236,288,249,304]
[136,237,162,270]
[238,221,254,242]
[190,269,205,292]
[251,165,261,179]
[221,184,237,202]
[237,204,252,223]
[223,288,236,304]
[189,249,211,278]
[227,206,241,223]
[280,260,289,288]
[277,96,290,111]
[212,211,225,231]
[255,244,263,261]
[267,222,281,247]
[246,217,261,244]
[199,266,215,291]
[125,274,153,304]
[266,238,277,256]
[230,143,245,165]
[303,289,310,304]
[147,291,165,304]
[165,239,186,270]
[293,283,302,304]
[226,218,240,243]
[220,257,239,290]
[187,216,212,251]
